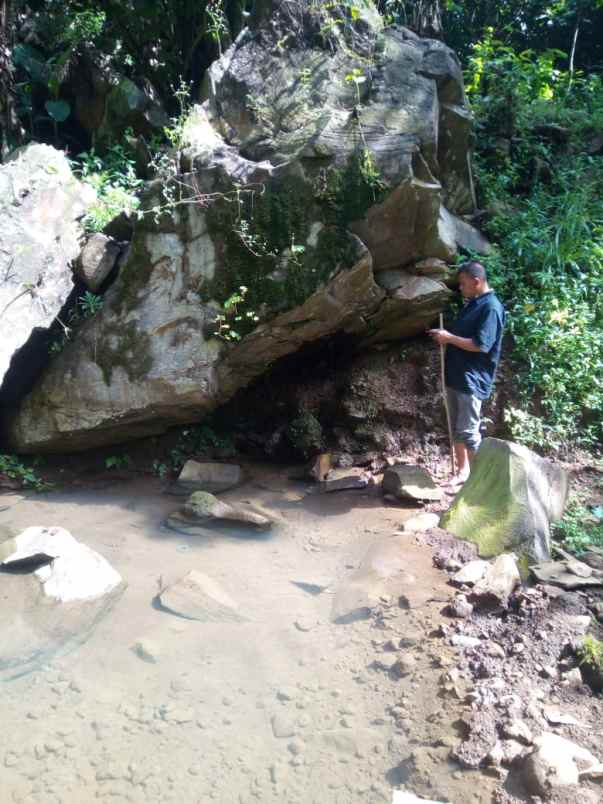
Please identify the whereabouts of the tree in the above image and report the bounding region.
[0,0,21,156]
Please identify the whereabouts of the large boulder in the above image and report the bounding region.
[7,2,486,452]
[440,438,569,564]
[0,144,95,398]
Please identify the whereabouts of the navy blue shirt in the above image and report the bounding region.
[445,291,506,400]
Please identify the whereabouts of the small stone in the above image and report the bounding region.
[131,639,160,664]
[562,668,583,686]
[449,594,473,619]
[502,719,532,745]
[401,513,440,532]
[287,739,304,756]
[276,687,297,702]
[540,665,558,679]
[450,634,481,649]
[486,642,506,658]
[452,560,489,586]
[271,714,296,739]
[294,618,315,632]
[391,656,416,677]
[543,708,580,727]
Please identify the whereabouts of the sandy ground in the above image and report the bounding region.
[0,464,502,804]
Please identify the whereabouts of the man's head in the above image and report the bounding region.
[457,261,489,299]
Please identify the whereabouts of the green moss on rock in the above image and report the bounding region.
[93,320,153,386]
[287,411,323,458]
[201,147,385,338]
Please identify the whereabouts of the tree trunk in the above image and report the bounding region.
[0,0,21,158]
[568,14,580,91]
[410,0,443,38]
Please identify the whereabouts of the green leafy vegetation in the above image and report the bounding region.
[0,454,49,491]
[467,39,603,451]
[578,634,603,669]
[71,144,142,232]
[167,423,236,472]
[553,493,603,554]
[105,454,132,470]
[49,292,104,356]
[287,412,324,458]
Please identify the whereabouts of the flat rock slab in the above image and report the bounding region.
[3,526,123,602]
[382,465,442,502]
[0,526,125,680]
[531,559,603,589]
[174,460,243,495]
[322,467,370,492]
[157,570,245,623]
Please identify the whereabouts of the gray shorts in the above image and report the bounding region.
[446,387,482,451]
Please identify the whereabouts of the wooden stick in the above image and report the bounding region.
[439,313,456,477]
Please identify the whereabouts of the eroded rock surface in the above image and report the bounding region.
[8,2,488,452]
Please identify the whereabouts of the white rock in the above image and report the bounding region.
[131,639,160,664]
[543,708,581,727]
[4,526,122,602]
[502,719,532,745]
[450,634,481,649]
[472,554,520,605]
[452,559,489,585]
[522,732,599,796]
[401,513,440,532]
[271,714,296,739]
[562,668,583,686]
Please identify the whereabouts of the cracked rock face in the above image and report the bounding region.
[8,2,486,453]
[0,144,95,396]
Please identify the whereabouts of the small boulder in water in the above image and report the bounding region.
[182,491,272,530]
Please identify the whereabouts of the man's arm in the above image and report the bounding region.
[427,329,482,352]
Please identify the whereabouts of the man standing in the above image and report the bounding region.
[428,261,506,488]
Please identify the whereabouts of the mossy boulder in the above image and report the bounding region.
[181,491,272,530]
[440,438,569,564]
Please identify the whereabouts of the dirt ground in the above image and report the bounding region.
[0,460,601,804]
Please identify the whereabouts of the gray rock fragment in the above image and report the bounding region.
[382,464,442,502]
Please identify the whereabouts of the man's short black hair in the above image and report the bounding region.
[458,260,487,281]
